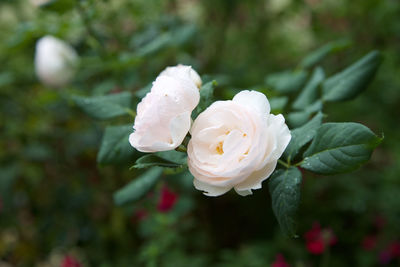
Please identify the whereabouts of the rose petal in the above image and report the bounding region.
[193,178,232,197]
[233,90,271,115]
[169,111,191,147]
[234,188,253,196]
[234,161,277,192]
[268,114,291,161]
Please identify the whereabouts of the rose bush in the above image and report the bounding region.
[129,65,201,152]
[187,90,291,196]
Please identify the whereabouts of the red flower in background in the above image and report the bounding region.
[379,241,400,264]
[304,222,337,255]
[389,241,400,258]
[271,253,290,267]
[132,209,148,222]
[61,255,81,267]
[157,185,178,212]
[361,235,377,251]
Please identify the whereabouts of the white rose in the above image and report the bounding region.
[129,75,200,152]
[187,90,291,197]
[160,64,202,89]
[35,35,79,87]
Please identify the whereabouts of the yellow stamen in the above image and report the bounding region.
[216,141,224,155]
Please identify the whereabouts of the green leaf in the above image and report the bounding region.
[136,32,172,56]
[0,164,20,210]
[322,51,382,102]
[97,124,138,164]
[39,0,75,14]
[284,112,324,160]
[133,151,187,169]
[92,80,117,96]
[134,83,152,99]
[287,100,323,128]
[269,167,302,237]
[155,150,187,165]
[114,167,163,205]
[292,67,325,110]
[301,123,382,174]
[170,25,197,46]
[136,25,196,57]
[0,72,14,88]
[265,70,308,93]
[270,97,288,112]
[193,80,217,118]
[300,39,351,68]
[133,155,182,169]
[72,92,132,120]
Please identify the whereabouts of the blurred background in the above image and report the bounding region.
[1,0,400,266]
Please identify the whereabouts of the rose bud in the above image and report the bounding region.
[34,35,78,87]
[188,90,291,196]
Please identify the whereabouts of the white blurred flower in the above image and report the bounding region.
[29,0,52,7]
[187,90,291,197]
[35,35,78,87]
[266,0,292,13]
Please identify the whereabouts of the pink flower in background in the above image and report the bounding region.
[306,239,325,255]
[61,255,81,267]
[271,253,290,267]
[304,222,337,255]
[157,186,178,212]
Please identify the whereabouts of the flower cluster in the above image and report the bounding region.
[129,65,291,196]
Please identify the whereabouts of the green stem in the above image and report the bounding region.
[293,160,304,167]
[176,145,187,153]
[278,159,290,169]
[125,108,136,119]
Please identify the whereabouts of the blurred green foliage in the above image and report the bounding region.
[1,0,400,266]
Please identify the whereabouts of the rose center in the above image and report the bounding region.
[216,141,224,155]
[214,130,248,155]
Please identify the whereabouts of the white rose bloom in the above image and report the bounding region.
[129,75,200,152]
[187,90,291,197]
[160,64,202,89]
[35,35,78,87]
